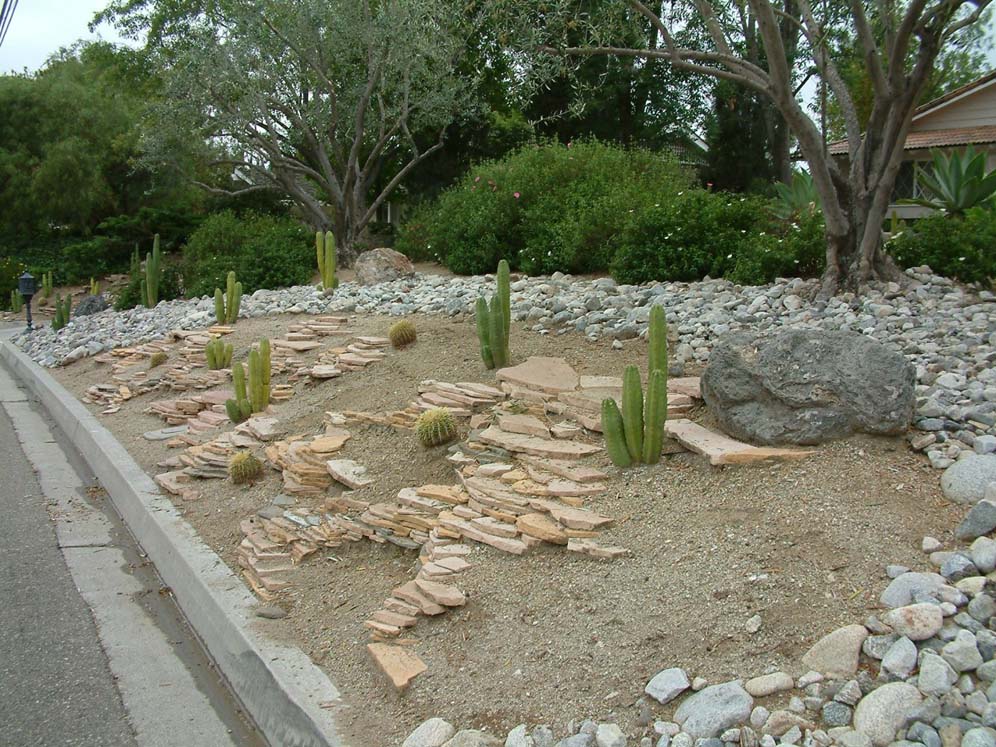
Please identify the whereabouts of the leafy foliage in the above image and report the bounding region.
[182,212,312,298]
[770,171,821,220]
[396,140,692,275]
[906,147,996,216]
[888,208,996,284]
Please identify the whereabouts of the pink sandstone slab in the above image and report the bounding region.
[496,357,580,395]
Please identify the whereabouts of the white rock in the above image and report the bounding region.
[645,668,691,705]
[405,718,457,747]
[852,682,923,746]
[801,625,868,678]
[744,673,794,698]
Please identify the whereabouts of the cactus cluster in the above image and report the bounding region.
[149,351,168,368]
[416,408,457,447]
[9,289,22,313]
[129,245,141,281]
[142,234,162,308]
[389,320,417,349]
[475,259,511,369]
[89,278,100,296]
[601,305,670,467]
[316,231,338,292]
[40,271,53,301]
[205,337,233,370]
[214,271,242,325]
[229,451,263,484]
[225,339,271,423]
[52,295,72,331]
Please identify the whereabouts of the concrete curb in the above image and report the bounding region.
[0,339,345,747]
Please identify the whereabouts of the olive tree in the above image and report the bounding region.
[97,0,481,263]
[525,0,993,295]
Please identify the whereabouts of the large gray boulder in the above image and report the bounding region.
[701,329,915,445]
[354,247,415,285]
[73,293,110,318]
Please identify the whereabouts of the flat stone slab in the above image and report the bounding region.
[271,339,322,352]
[665,419,814,465]
[366,643,427,691]
[144,425,189,441]
[516,512,568,545]
[326,459,372,489]
[497,413,550,438]
[515,455,608,483]
[477,426,601,459]
[668,377,702,399]
[496,357,580,395]
[310,365,342,379]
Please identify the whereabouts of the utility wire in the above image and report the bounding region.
[0,0,20,51]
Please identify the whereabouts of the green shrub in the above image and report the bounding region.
[611,192,826,286]
[887,207,996,284]
[182,211,312,297]
[396,140,692,275]
[1,256,25,310]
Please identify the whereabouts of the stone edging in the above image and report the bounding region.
[0,338,345,747]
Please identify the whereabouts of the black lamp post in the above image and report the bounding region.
[18,271,36,333]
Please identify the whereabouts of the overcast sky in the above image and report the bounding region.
[0,0,128,74]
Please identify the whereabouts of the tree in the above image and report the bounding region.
[97,0,482,263]
[524,0,993,295]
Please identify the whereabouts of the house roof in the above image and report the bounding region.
[826,69,996,156]
[827,124,996,155]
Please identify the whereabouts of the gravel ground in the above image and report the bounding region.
[47,310,960,746]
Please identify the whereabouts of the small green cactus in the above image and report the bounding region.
[205,337,233,370]
[129,245,141,282]
[142,234,162,308]
[602,366,669,468]
[648,305,668,378]
[416,408,457,447]
[40,271,53,301]
[149,351,168,368]
[621,365,644,462]
[52,294,72,331]
[225,362,253,423]
[601,398,632,468]
[248,339,271,414]
[9,289,23,313]
[389,320,417,349]
[475,259,511,370]
[89,278,100,296]
[214,271,242,325]
[316,230,338,291]
[229,451,263,484]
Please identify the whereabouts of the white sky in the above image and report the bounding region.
[0,0,129,74]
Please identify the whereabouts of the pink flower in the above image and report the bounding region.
[513,192,520,199]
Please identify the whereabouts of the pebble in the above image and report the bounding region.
[405,718,457,747]
[744,673,794,698]
[882,636,918,677]
[646,669,691,705]
[673,681,754,739]
[852,682,923,746]
[958,501,996,541]
[16,268,996,471]
[594,724,626,747]
[944,630,985,672]
[920,652,960,696]
[802,625,869,678]
[253,604,287,620]
[884,604,946,641]
[943,457,996,504]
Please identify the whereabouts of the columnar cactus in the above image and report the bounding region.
[205,337,233,370]
[52,294,72,331]
[9,289,22,313]
[602,366,670,467]
[129,246,141,282]
[89,278,100,296]
[475,259,511,369]
[648,304,668,378]
[142,233,162,308]
[41,271,53,300]
[316,231,338,292]
[214,271,242,325]
[225,363,252,423]
[248,339,271,413]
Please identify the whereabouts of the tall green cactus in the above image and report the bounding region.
[142,233,162,308]
[52,294,72,331]
[475,259,511,370]
[89,278,100,296]
[205,337,233,370]
[41,271,53,300]
[129,245,141,282]
[601,398,632,467]
[248,338,271,413]
[9,289,23,313]
[602,365,670,468]
[316,231,338,291]
[225,363,252,423]
[648,304,668,378]
[642,370,668,464]
[214,271,242,324]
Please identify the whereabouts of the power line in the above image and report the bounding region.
[0,0,20,51]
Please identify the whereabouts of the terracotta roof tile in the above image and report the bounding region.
[827,125,996,155]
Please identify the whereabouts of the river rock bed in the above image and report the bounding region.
[12,266,996,471]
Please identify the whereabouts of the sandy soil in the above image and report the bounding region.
[49,310,958,746]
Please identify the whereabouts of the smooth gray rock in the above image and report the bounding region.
[962,728,996,747]
[506,725,534,747]
[881,573,947,608]
[73,293,110,318]
[957,500,996,540]
[405,718,458,747]
[943,457,996,505]
[701,329,915,445]
[943,630,984,672]
[853,682,923,746]
[646,669,692,705]
[595,724,626,747]
[674,681,754,739]
[919,653,959,696]
[882,636,918,678]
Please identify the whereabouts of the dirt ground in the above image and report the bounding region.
[49,310,959,746]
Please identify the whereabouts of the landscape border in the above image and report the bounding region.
[0,337,344,747]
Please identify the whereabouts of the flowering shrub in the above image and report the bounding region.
[887,207,996,285]
[396,140,692,275]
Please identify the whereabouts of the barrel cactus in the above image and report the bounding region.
[416,408,457,447]
[229,451,263,484]
[389,320,417,349]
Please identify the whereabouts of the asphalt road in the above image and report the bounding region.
[0,354,267,747]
